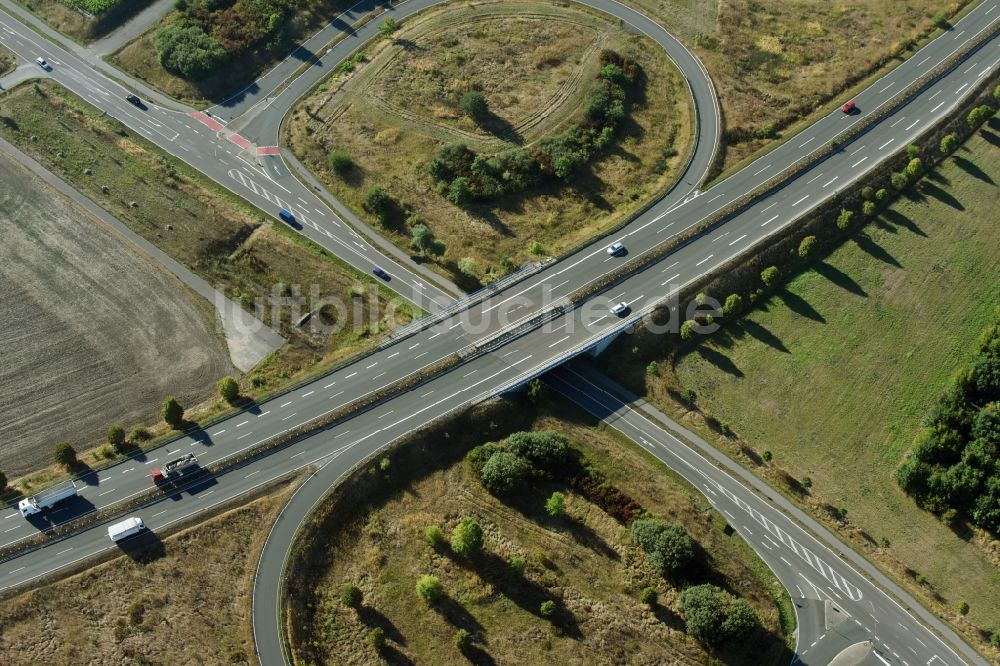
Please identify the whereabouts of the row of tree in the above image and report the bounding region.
[425,50,643,204]
[897,308,1000,532]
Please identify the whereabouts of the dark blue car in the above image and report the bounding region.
[372,266,390,281]
[278,209,297,226]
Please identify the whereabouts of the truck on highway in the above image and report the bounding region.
[18,480,78,518]
[108,516,145,542]
[150,453,199,486]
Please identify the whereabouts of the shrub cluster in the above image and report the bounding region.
[896,308,1000,532]
[629,518,694,576]
[426,50,642,203]
[678,584,760,645]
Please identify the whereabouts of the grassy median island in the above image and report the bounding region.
[287,397,791,664]
[13,0,157,43]
[0,479,295,665]
[602,125,1000,650]
[624,0,971,172]
[286,0,693,287]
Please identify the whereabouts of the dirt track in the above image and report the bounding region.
[0,151,231,476]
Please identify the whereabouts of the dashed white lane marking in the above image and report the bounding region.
[548,335,571,348]
[761,214,779,227]
[780,556,792,567]
[365,362,378,369]
[4,526,20,533]
[344,372,357,379]
[302,390,316,398]
[257,411,269,418]
[387,352,400,358]
[906,119,921,131]
[236,420,249,427]
[246,470,261,478]
[728,234,747,246]
[930,101,946,113]
[290,451,306,458]
[695,254,714,266]
[377,411,394,419]
[878,138,895,150]
[56,547,73,556]
[753,164,771,176]
[799,137,814,148]
[98,489,115,497]
[823,176,838,188]
[280,401,292,408]
[408,343,420,350]
[929,90,942,99]
[373,371,386,380]
[879,81,895,93]
[212,429,226,436]
[415,351,429,359]
[152,510,168,518]
[237,433,252,440]
[463,370,478,377]
[852,156,868,168]
[281,413,297,421]
[145,458,158,465]
[792,195,809,207]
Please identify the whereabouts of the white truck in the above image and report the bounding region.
[108,516,145,542]
[18,480,78,518]
[150,453,199,486]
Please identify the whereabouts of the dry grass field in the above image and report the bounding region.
[294,401,791,665]
[601,125,1000,653]
[287,0,693,285]
[0,45,14,76]
[626,0,966,169]
[0,149,231,477]
[0,481,294,665]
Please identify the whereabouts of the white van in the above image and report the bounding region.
[108,516,145,542]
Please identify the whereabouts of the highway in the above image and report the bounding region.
[0,0,995,664]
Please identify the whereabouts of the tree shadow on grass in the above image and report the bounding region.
[359,606,407,645]
[458,645,497,665]
[651,603,686,632]
[737,319,789,353]
[814,261,867,297]
[853,234,901,268]
[433,595,485,636]
[880,208,927,237]
[977,128,1000,149]
[562,517,620,561]
[476,111,522,145]
[379,646,415,666]
[924,168,950,186]
[776,289,825,323]
[695,346,744,377]
[919,180,964,210]
[951,156,994,184]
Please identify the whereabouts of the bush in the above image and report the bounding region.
[458,257,478,277]
[679,584,760,645]
[154,23,227,80]
[875,188,888,202]
[326,150,353,176]
[506,430,572,470]
[379,17,397,38]
[940,134,958,154]
[340,584,363,608]
[0,469,7,490]
[453,628,472,650]
[162,396,184,428]
[364,186,392,223]
[861,186,875,200]
[722,293,743,317]
[836,209,855,230]
[450,516,484,557]
[459,91,489,121]
[447,177,472,205]
[217,376,239,403]
[480,451,529,494]
[680,320,696,341]
[129,426,150,444]
[545,491,566,518]
[367,627,386,650]
[639,587,658,606]
[958,600,970,616]
[539,600,556,617]
[966,105,992,128]
[931,13,949,29]
[410,223,444,257]
[906,144,921,159]
[529,241,545,256]
[107,424,126,452]
[762,450,773,462]
[991,631,1000,648]
[890,171,909,190]
[54,442,77,468]
[906,157,923,178]
[802,476,812,488]
[425,525,445,548]
[415,574,443,603]
[798,235,817,259]
[760,266,780,288]
[646,361,659,376]
[754,123,777,140]
[629,518,694,576]
[507,555,526,578]
[680,388,697,405]
[862,200,876,217]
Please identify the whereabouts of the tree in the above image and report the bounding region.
[506,431,571,470]
[367,627,386,650]
[545,491,566,518]
[217,376,239,403]
[415,574,443,603]
[931,13,949,29]
[507,555,526,578]
[798,235,818,259]
[459,91,489,121]
[629,518,694,576]
[958,600,970,616]
[447,176,472,205]
[425,525,445,548]
[680,320,696,341]
[162,396,184,428]
[640,587,658,606]
[154,23,227,80]
[906,157,923,178]
[539,600,556,617]
[326,150,353,176]
[410,223,438,256]
[940,134,958,154]
[722,293,743,317]
[906,144,921,159]
[364,186,392,223]
[379,17,397,39]
[680,388,697,405]
[458,257,478,277]
[862,200,876,217]
[760,266,780,288]
[340,583,363,608]
[480,450,529,495]
[966,104,992,128]
[836,208,855,230]
[679,584,759,645]
[107,424,126,452]
[453,628,472,650]
[890,171,909,190]
[802,476,812,488]
[875,187,888,202]
[450,516,484,557]
[0,469,7,491]
[600,63,627,85]
[54,442,77,468]
[646,361,659,376]
[991,631,1000,648]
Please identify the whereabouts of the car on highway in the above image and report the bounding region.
[611,302,630,317]
[125,93,145,108]
[606,241,625,256]
[35,57,51,71]
[372,266,391,281]
[277,208,300,228]
[840,100,857,114]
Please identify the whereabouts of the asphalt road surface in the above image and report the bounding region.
[0,1,996,664]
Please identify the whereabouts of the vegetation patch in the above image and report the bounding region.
[286,0,693,288]
[286,396,790,664]
[600,123,1000,650]
[14,0,157,42]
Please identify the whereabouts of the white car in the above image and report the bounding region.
[35,57,52,71]
[606,241,625,256]
[611,302,630,316]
